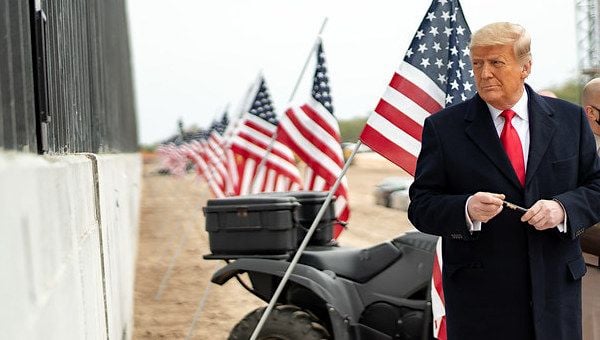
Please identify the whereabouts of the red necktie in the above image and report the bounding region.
[500,109,525,186]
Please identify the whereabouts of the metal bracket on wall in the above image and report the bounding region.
[30,0,50,154]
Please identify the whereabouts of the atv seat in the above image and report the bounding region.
[299,242,402,283]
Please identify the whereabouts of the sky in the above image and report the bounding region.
[127,0,579,145]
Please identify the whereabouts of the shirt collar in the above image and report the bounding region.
[487,87,529,122]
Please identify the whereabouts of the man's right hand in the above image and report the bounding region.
[467,192,505,223]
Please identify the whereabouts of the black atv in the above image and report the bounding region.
[203,191,437,340]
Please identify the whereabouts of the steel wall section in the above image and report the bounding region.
[0,0,137,153]
[0,1,37,152]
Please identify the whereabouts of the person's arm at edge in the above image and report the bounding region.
[553,108,600,239]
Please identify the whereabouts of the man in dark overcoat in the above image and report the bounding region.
[408,22,600,340]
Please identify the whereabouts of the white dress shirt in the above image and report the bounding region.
[466,88,566,232]
[488,90,530,168]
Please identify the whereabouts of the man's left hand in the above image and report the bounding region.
[520,199,565,230]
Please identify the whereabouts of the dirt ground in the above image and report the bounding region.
[133,152,415,339]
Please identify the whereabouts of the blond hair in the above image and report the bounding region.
[470,22,532,65]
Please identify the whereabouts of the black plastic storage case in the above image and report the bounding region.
[204,196,299,255]
[257,191,335,246]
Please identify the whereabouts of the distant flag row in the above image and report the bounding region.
[156,40,350,233]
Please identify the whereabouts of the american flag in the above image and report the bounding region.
[432,237,446,339]
[207,113,238,195]
[359,1,474,339]
[180,139,226,198]
[196,125,232,195]
[277,39,350,238]
[186,128,228,198]
[156,143,188,177]
[217,113,241,195]
[360,0,474,176]
[230,76,302,194]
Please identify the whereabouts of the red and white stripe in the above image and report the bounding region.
[189,141,224,189]
[277,97,350,237]
[187,140,222,191]
[230,113,302,195]
[156,144,188,177]
[360,61,444,175]
[198,139,230,193]
[431,238,446,340]
[208,131,238,195]
[179,143,225,198]
[223,113,245,195]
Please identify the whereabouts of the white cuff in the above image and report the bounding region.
[466,195,482,232]
[554,200,568,233]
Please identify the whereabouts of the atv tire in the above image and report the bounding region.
[228,304,331,340]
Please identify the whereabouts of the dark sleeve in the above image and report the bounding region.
[408,117,475,240]
[554,108,600,240]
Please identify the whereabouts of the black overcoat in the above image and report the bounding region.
[408,84,600,340]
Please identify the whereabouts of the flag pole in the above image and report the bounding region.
[250,140,362,340]
[225,79,259,143]
[250,18,328,193]
[237,79,259,119]
[223,102,230,116]
[287,17,328,103]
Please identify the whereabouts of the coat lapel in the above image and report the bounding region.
[464,94,523,190]
[524,85,556,186]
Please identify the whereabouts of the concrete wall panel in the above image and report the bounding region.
[0,152,140,340]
